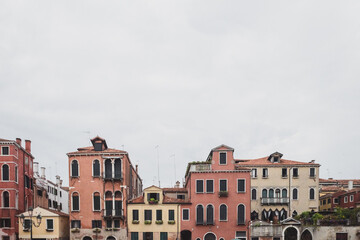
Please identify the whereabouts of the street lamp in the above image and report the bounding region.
[19,207,42,240]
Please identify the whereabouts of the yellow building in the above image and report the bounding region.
[127,186,186,240]
[18,207,69,240]
[319,193,332,212]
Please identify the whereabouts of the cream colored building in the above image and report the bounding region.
[18,207,69,240]
[127,186,187,240]
[236,152,320,221]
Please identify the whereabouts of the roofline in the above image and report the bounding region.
[235,164,321,167]
[0,140,35,159]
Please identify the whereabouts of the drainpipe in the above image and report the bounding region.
[177,204,180,240]
[288,167,292,218]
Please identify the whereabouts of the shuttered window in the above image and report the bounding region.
[196,180,203,193]
[156,210,162,221]
[237,204,245,225]
[160,232,168,240]
[237,179,245,192]
[219,204,227,221]
[168,210,174,221]
[104,160,112,179]
[71,160,79,177]
[72,193,79,211]
[114,159,121,179]
[310,168,315,177]
[196,205,203,225]
[219,152,226,164]
[182,209,189,220]
[206,180,214,193]
[2,165,9,181]
[92,220,102,228]
[133,210,139,221]
[131,232,139,240]
[144,210,152,221]
[219,179,227,192]
[93,193,100,211]
[251,189,257,200]
[93,160,100,177]
[206,205,214,225]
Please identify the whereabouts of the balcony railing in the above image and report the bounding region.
[103,173,123,181]
[261,197,289,205]
[102,209,124,219]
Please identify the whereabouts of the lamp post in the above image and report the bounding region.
[19,207,42,240]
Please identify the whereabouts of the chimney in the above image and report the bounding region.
[41,167,46,179]
[16,138,22,146]
[175,181,180,188]
[328,178,333,180]
[25,140,31,153]
[56,175,61,186]
[348,181,353,190]
[310,160,315,163]
[135,164,138,173]
[33,162,39,176]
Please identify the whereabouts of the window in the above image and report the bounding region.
[344,196,348,203]
[2,191,9,207]
[92,220,102,228]
[235,231,246,240]
[53,201,58,209]
[206,205,214,225]
[237,179,245,193]
[104,159,112,179]
[114,219,120,228]
[282,168,287,178]
[334,198,339,204]
[1,147,9,155]
[2,165,9,181]
[160,232,168,240]
[310,168,315,178]
[148,192,159,202]
[144,210,152,221]
[106,220,112,228]
[282,189,287,198]
[48,199,52,207]
[25,157,28,166]
[133,210,139,221]
[262,189,268,198]
[93,192,100,211]
[219,204,227,221]
[269,189,274,198]
[219,179,227,192]
[292,189,298,200]
[24,219,31,230]
[131,232,139,240]
[72,192,80,211]
[336,233,348,240]
[196,180,204,193]
[114,159,121,179]
[309,188,315,200]
[182,209,189,221]
[196,205,204,225]
[46,219,54,231]
[237,204,245,225]
[251,189,257,200]
[94,142,102,151]
[0,219,11,228]
[251,168,257,178]
[71,220,81,229]
[93,160,100,177]
[168,209,175,221]
[219,152,227,165]
[71,160,79,177]
[15,166,17,183]
[60,191,62,197]
[350,195,354,202]
[293,168,298,177]
[251,238,259,240]
[206,180,214,193]
[262,168,268,178]
[177,194,185,199]
[156,210,162,221]
[328,198,331,204]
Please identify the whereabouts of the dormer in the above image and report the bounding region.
[144,185,163,204]
[268,152,283,163]
[91,136,108,151]
[207,144,235,170]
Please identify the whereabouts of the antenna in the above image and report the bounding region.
[170,154,176,184]
[155,145,160,187]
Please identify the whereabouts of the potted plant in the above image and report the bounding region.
[218,191,228,197]
[113,228,120,231]
[144,220,152,225]
[71,228,80,233]
[105,228,112,231]
[93,228,101,233]
[156,220,163,224]
[168,220,175,224]
[132,220,140,224]
[149,198,158,204]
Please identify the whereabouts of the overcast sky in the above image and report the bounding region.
[1,1,360,188]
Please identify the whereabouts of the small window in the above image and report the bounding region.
[133,210,139,221]
[309,188,315,200]
[0,219,11,228]
[251,189,257,200]
[262,168,268,178]
[182,209,189,221]
[262,189,267,198]
[206,180,214,193]
[237,179,245,193]
[219,152,227,165]
[237,205,245,225]
[93,192,101,211]
[219,204,227,221]
[206,205,214,225]
[114,219,120,228]
[15,166,18,183]
[219,179,227,192]
[282,168,287,178]
[235,231,246,240]
[3,191,9,207]
[1,147,9,156]
[106,220,112,228]
[334,198,339,204]
[92,220,102,228]
[310,168,315,177]
[156,209,162,221]
[350,195,354,202]
[144,210,152,221]
[71,220,81,229]
[293,168,298,177]
[344,196,348,203]
[72,192,80,211]
[71,160,79,177]
[336,233,348,240]
[177,194,185,200]
[2,165,9,181]
[131,232,139,240]
[251,168,257,178]
[292,189,298,200]
[94,142,103,151]
[160,232,168,240]
[328,198,331,204]
[196,205,204,225]
[93,160,100,177]
[168,209,175,221]
[24,219,31,230]
[46,219,54,231]
[196,180,204,193]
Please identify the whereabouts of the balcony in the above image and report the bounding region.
[102,209,124,219]
[103,173,123,181]
[189,163,212,173]
[261,197,289,205]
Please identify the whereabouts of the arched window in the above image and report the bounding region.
[105,191,113,216]
[219,204,227,221]
[114,191,122,216]
[204,233,216,240]
[93,160,100,177]
[293,188,298,200]
[104,159,112,179]
[275,189,280,198]
[3,191,9,207]
[114,159,121,179]
[309,188,315,200]
[251,189,257,200]
[93,192,100,211]
[251,211,258,220]
[72,192,79,211]
[196,205,204,225]
[206,205,214,225]
[282,189,287,198]
[262,189,267,198]
[292,210,298,217]
[269,189,274,198]
[71,160,79,177]
[2,164,9,181]
[237,204,245,225]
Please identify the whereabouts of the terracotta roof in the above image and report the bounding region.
[163,196,191,204]
[67,146,127,155]
[162,188,188,193]
[320,186,342,192]
[319,193,334,199]
[128,196,144,204]
[235,166,252,171]
[0,138,11,142]
[45,208,69,217]
[61,186,69,191]
[341,188,360,195]
[332,190,347,197]
[235,157,320,166]
[319,178,360,185]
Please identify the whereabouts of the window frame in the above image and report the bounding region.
[237,204,246,225]
[309,188,315,200]
[219,179,227,192]
[219,152,227,165]
[93,192,101,211]
[168,209,175,221]
[262,168,268,178]
[206,179,214,193]
[251,188,257,200]
[2,164,10,181]
[195,179,204,193]
[350,195,354,202]
[71,192,80,211]
[70,159,79,178]
[1,147,9,156]
[237,179,246,193]
[281,168,287,178]
[235,230,247,240]
[219,204,228,221]
[182,208,190,221]
[309,168,316,178]
[46,219,54,231]
[344,196,348,203]
[292,168,299,178]
[292,188,298,200]
[251,168,257,178]
[92,159,101,177]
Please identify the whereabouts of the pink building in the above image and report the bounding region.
[180,145,251,240]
